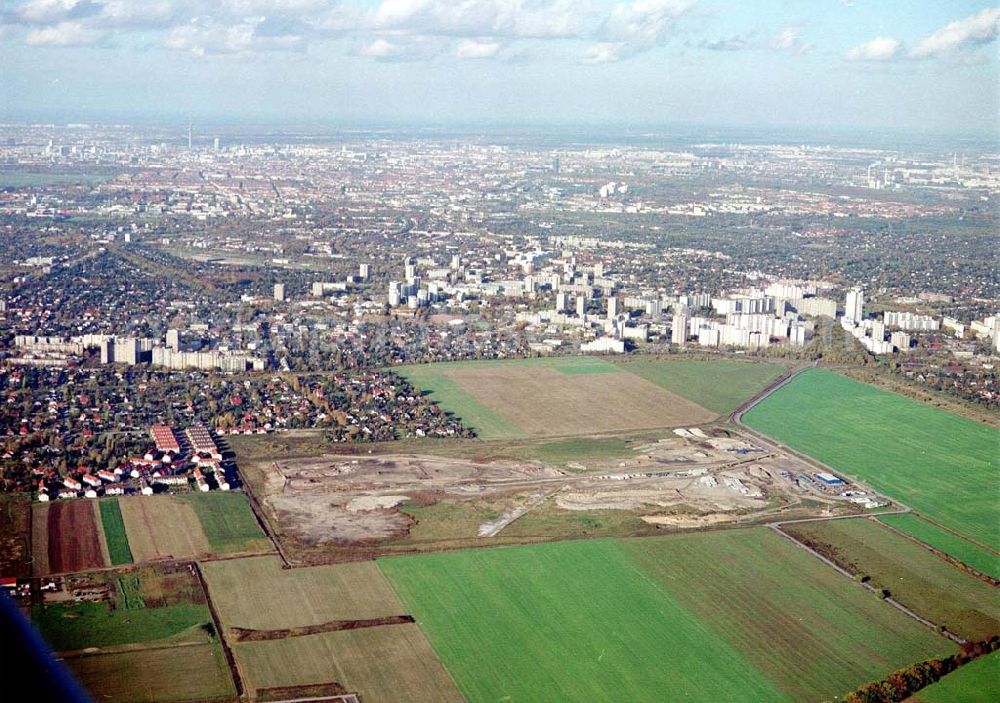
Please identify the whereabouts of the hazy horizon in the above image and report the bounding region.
[2,1,998,135]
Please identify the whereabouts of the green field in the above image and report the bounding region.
[0,171,112,187]
[395,363,523,438]
[620,359,786,415]
[879,514,1000,580]
[177,492,271,553]
[911,651,1000,703]
[380,529,949,703]
[99,499,133,565]
[783,518,1000,641]
[33,601,212,651]
[744,369,1000,551]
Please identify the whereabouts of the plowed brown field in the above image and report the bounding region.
[46,500,107,574]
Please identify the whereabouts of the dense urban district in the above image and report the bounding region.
[1,124,997,703]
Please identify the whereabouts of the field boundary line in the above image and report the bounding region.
[260,696,360,703]
[894,513,1000,558]
[58,638,217,660]
[872,516,999,587]
[230,615,415,642]
[770,524,965,645]
[241,476,293,568]
[191,560,246,701]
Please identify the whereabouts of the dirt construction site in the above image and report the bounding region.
[249,426,885,559]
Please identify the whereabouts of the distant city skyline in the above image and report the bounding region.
[1,1,998,134]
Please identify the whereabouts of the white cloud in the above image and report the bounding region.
[582,0,693,63]
[358,37,394,57]
[599,0,691,45]
[843,36,900,62]
[369,0,582,39]
[222,0,333,13]
[580,41,624,64]
[25,19,103,45]
[700,31,755,52]
[770,25,812,55]
[909,7,1000,59]
[455,39,501,59]
[20,0,79,22]
[94,1,185,28]
[164,18,304,55]
[357,35,443,61]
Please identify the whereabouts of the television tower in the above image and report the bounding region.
[188,122,193,150]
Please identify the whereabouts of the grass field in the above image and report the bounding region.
[396,356,738,439]
[119,495,212,562]
[34,565,214,654]
[177,492,271,554]
[910,651,1000,703]
[34,601,212,651]
[0,171,112,187]
[743,369,1000,551]
[98,499,133,565]
[619,359,785,415]
[879,514,1000,580]
[65,643,235,703]
[782,518,1000,641]
[235,625,463,703]
[380,529,948,703]
[398,364,521,438]
[202,556,404,631]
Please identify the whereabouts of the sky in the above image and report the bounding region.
[0,1,998,135]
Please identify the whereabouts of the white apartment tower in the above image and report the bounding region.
[844,287,865,323]
[671,314,689,345]
[273,283,285,302]
[607,296,619,320]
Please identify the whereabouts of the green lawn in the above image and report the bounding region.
[782,518,1000,641]
[619,359,786,415]
[621,529,951,701]
[177,492,271,554]
[880,514,1000,580]
[33,601,211,651]
[380,529,949,703]
[0,171,111,187]
[912,651,1000,703]
[744,369,1000,551]
[99,499,133,566]
[395,365,522,438]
